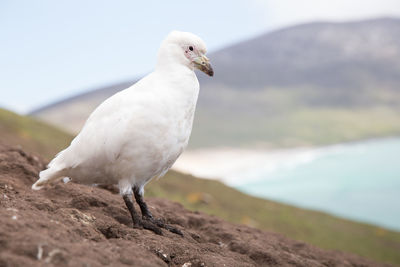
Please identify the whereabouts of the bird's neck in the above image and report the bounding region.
[153,62,199,111]
[155,58,198,92]
[155,61,193,76]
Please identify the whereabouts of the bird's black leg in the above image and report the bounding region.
[133,186,183,236]
[133,187,153,219]
[122,194,162,235]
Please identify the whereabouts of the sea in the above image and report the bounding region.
[173,137,400,231]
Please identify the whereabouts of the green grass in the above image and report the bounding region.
[0,108,73,160]
[2,108,400,265]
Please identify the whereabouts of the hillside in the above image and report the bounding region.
[2,109,400,265]
[0,108,73,160]
[0,144,390,266]
[31,17,400,147]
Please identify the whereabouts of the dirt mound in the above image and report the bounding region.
[0,144,389,267]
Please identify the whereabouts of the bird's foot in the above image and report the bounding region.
[133,219,163,235]
[130,187,183,236]
[143,215,183,236]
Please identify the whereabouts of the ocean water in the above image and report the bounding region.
[236,138,400,231]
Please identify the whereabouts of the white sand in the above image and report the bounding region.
[172,147,326,186]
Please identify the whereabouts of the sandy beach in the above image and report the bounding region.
[172,146,325,186]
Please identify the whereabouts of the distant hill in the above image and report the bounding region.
[205,17,400,91]
[31,17,400,148]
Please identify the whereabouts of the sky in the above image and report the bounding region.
[1,0,400,113]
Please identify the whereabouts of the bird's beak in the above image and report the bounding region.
[193,54,214,77]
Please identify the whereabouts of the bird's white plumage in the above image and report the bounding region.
[32,31,209,195]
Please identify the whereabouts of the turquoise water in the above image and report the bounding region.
[237,138,400,231]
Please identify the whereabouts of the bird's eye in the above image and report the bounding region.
[189,46,194,51]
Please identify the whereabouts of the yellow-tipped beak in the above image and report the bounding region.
[194,55,214,77]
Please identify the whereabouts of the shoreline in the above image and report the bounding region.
[173,146,325,185]
[172,136,400,185]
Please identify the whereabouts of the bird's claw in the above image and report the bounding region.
[137,216,183,236]
[134,219,163,235]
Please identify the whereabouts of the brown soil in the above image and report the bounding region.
[0,144,390,267]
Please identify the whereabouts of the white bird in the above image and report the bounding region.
[32,31,213,235]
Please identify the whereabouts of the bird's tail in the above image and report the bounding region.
[32,166,66,190]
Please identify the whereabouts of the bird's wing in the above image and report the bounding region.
[48,88,132,170]
[69,90,135,164]
[57,73,163,169]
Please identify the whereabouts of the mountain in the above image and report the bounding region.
[31,17,400,148]
[205,17,400,91]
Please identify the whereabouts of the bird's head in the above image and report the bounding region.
[157,31,214,77]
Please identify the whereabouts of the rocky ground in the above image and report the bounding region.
[0,144,390,266]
